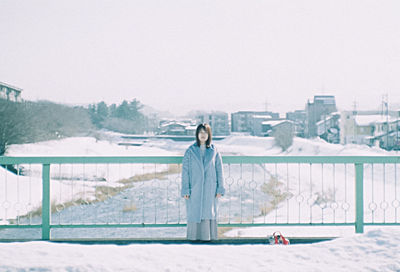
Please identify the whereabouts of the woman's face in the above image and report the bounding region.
[198,128,208,143]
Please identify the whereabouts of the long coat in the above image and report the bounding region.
[181,142,225,223]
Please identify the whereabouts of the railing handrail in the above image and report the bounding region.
[2,155,400,164]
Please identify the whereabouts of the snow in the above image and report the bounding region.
[0,229,399,271]
[5,136,177,157]
[253,114,273,119]
[1,137,178,222]
[261,120,290,126]
[354,115,399,126]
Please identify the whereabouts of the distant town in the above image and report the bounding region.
[2,81,400,151]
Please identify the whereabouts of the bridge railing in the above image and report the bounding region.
[0,156,399,240]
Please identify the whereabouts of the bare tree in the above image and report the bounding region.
[0,100,31,155]
[0,99,94,155]
[273,123,294,152]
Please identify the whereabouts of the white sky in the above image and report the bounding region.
[1,0,400,116]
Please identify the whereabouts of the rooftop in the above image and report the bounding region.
[252,114,272,119]
[354,115,399,126]
[261,120,289,126]
[308,95,336,105]
[0,81,23,92]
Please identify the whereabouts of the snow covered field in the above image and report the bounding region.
[0,136,177,224]
[0,229,399,271]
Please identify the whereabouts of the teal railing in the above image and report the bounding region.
[0,156,399,240]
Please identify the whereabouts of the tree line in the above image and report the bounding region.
[88,99,149,134]
[0,98,153,156]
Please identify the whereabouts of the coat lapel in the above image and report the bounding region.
[190,144,203,168]
[204,146,212,166]
[203,145,216,168]
[190,143,215,169]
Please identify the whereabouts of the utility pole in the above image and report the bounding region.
[384,93,389,150]
[353,100,357,144]
[397,109,400,153]
[264,99,269,112]
[324,110,327,140]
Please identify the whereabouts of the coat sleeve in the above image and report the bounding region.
[215,150,225,195]
[181,149,191,197]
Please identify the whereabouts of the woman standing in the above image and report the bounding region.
[181,123,225,241]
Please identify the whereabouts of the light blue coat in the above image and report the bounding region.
[181,142,225,223]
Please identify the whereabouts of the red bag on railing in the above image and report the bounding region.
[268,231,290,245]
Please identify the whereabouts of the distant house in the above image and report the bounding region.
[340,112,378,145]
[286,110,306,137]
[305,95,337,138]
[375,131,400,150]
[196,111,230,136]
[316,112,340,144]
[159,122,186,135]
[260,120,294,137]
[158,120,196,136]
[368,114,400,150]
[231,111,279,133]
[340,111,400,149]
[185,125,197,136]
[0,81,22,102]
[251,115,274,136]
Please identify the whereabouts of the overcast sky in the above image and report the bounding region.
[1,0,400,117]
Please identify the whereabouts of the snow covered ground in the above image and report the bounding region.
[0,229,399,271]
[1,136,177,223]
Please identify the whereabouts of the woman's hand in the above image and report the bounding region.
[216,193,222,198]
[184,195,190,199]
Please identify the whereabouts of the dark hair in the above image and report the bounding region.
[195,123,212,147]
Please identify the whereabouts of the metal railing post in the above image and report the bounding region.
[42,164,51,240]
[355,163,364,233]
